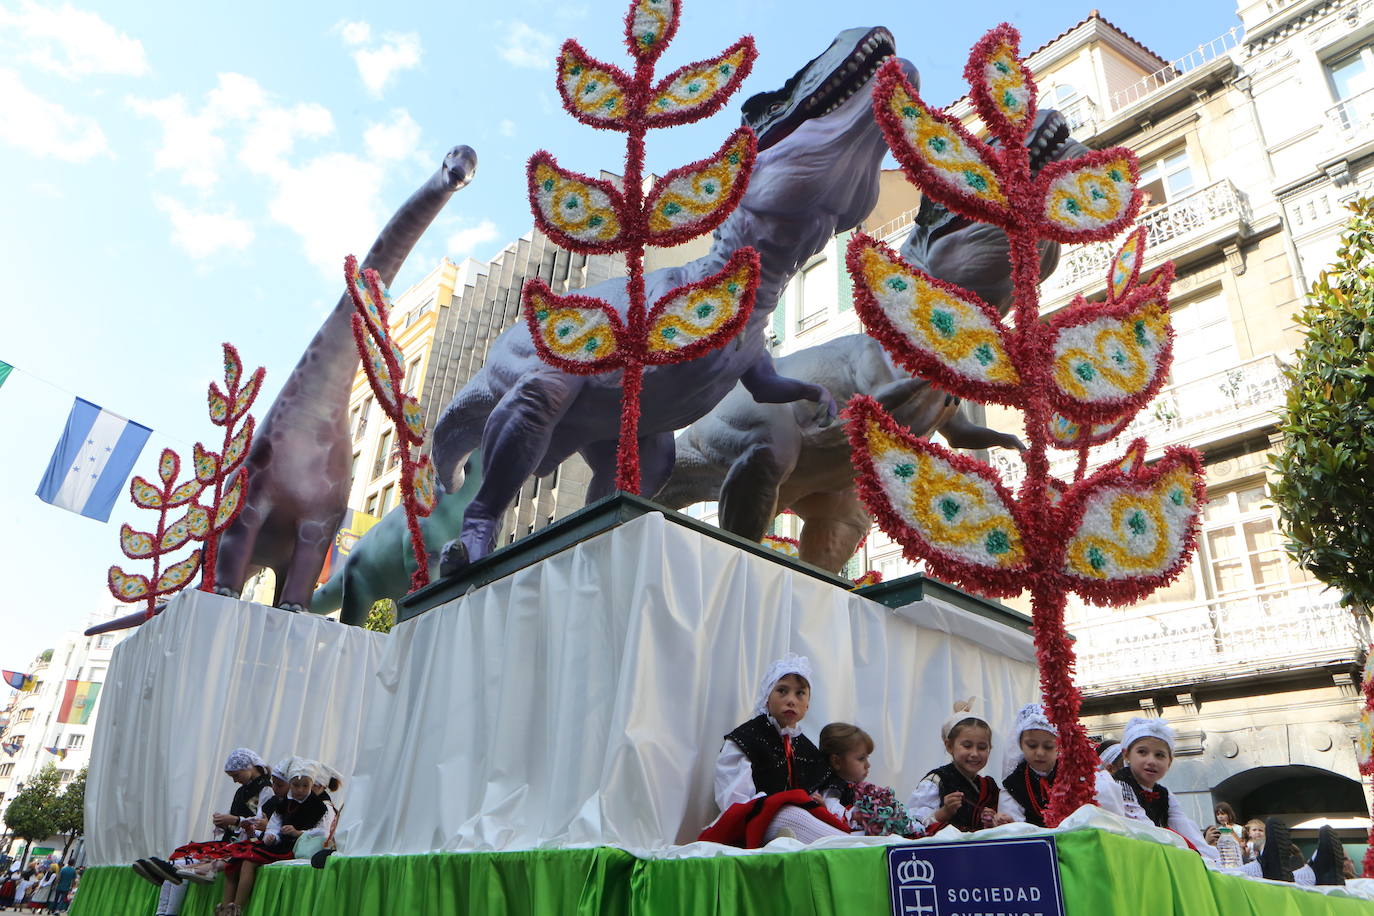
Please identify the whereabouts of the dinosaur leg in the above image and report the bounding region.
[445,374,581,572]
[717,439,800,544]
[741,355,837,424]
[432,383,500,490]
[792,489,873,574]
[583,431,676,503]
[938,404,1025,452]
[276,517,340,612]
[581,439,619,503]
[213,499,270,597]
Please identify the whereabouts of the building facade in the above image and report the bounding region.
[0,605,130,859]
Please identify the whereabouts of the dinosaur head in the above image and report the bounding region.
[904,109,1092,313]
[736,27,908,235]
[742,27,896,152]
[442,145,478,191]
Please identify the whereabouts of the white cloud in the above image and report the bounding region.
[240,102,334,177]
[336,20,371,46]
[499,22,557,70]
[364,109,422,162]
[0,2,148,78]
[0,68,109,161]
[154,195,254,259]
[447,220,499,258]
[268,153,387,273]
[127,93,225,189]
[335,23,421,97]
[498,119,516,138]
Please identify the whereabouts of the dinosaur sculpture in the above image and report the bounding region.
[432,27,906,571]
[310,455,481,624]
[214,145,478,611]
[653,111,1091,572]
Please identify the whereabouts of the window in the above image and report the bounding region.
[1052,84,1078,104]
[10,737,23,750]
[1137,149,1195,207]
[355,398,372,441]
[1200,484,1310,597]
[797,255,836,331]
[58,770,73,784]
[15,710,32,724]
[379,484,395,515]
[1329,45,1374,102]
[372,430,392,480]
[350,452,361,486]
[349,405,361,440]
[66,734,84,749]
[403,358,423,395]
[0,764,13,778]
[365,494,379,517]
[1170,293,1238,386]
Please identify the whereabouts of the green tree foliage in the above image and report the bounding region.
[363,598,396,633]
[50,768,85,859]
[1271,197,1374,610]
[3,764,61,860]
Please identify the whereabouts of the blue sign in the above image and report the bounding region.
[887,837,1065,916]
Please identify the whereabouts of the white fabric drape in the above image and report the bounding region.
[85,591,387,865]
[333,512,1038,854]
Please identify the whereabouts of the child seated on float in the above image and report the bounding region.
[172,757,295,888]
[215,759,334,916]
[817,723,918,837]
[908,700,1013,834]
[998,703,1058,827]
[1094,718,1217,861]
[1095,739,1123,775]
[698,654,850,846]
[131,748,275,915]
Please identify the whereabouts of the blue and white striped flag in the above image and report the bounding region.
[36,397,152,522]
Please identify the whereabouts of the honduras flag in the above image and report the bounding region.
[36,397,152,522]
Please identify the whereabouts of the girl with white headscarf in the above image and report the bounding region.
[697,654,850,846]
[1095,717,1217,862]
[997,703,1058,827]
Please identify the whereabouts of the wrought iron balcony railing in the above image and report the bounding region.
[1048,179,1249,294]
[986,353,1288,490]
[1327,87,1374,135]
[1072,581,1368,692]
[1107,27,1241,113]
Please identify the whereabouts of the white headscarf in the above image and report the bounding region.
[753,653,813,718]
[272,756,296,780]
[223,748,265,772]
[286,757,326,786]
[1001,702,1057,778]
[1122,717,1175,756]
[1098,743,1123,770]
[940,697,991,743]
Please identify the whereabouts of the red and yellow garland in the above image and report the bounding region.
[843,25,1206,824]
[524,0,762,494]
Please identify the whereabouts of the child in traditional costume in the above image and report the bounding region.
[908,700,1012,834]
[1095,739,1123,775]
[998,703,1058,827]
[215,759,333,916]
[817,723,916,836]
[698,654,850,846]
[1094,718,1217,861]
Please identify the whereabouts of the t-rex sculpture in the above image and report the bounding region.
[214,145,478,611]
[653,111,1092,573]
[432,27,907,572]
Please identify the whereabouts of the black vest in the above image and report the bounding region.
[223,773,271,841]
[262,793,329,853]
[1114,768,1170,828]
[1002,761,1055,828]
[725,715,832,795]
[927,763,999,832]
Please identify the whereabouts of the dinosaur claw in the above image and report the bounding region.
[277,603,306,614]
[439,539,470,578]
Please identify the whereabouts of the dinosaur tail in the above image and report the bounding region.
[653,442,723,510]
[311,567,344,615]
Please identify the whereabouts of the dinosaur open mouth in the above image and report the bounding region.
[1026,111,1074,172]
[744,26,896,152]
[802,28,895,119]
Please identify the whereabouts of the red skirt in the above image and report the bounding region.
[697,789,850,848]
[217,840,297,874]
[169,840,239,862]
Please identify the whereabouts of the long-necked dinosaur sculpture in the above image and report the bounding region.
[431,27,905,571]
[214,145,478,611]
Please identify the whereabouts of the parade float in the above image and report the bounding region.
[69,4,1374,913]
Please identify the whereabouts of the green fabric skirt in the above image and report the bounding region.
[70,831,1372,915]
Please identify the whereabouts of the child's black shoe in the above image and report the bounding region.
[1310,825,1346,885]
[1259,817,1294,883]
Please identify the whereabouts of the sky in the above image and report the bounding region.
[0,0,1243,666]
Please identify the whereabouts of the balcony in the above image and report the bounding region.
[1058,95,1101,137]
[1073,581,1368,694]
[1107,27,1241,114]
[1047,179,1251,297]
[1327,87,1374,137]
[986,353,1289,490]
